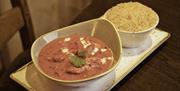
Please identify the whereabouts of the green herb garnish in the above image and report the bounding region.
[77,51,86,58]
[69,55,86,68]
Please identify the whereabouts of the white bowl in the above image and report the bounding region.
[103,9,159,48]
[118,24,158,48]
[31,18,122,91]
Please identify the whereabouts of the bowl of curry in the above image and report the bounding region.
[31,19,122,90]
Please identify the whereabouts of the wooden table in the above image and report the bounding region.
[72,0,180,91]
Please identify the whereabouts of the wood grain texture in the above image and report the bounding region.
[11,0,35,50]
[72,0,180,91]
[0,7,24,50]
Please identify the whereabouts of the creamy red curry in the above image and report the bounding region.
[38,34,113,80]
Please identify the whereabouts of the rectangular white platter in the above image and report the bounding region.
[10,29,170,91]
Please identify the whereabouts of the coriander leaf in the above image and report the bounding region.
[69,55,86,68]
[77,51,86,57]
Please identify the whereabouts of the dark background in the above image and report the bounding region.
[73,0,180,91]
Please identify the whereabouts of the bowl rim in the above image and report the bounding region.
[31,18,122,83]
[103,8,159,34]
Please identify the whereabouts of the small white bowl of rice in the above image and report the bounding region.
[104,2,159,47]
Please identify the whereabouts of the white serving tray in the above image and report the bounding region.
[10,29,170,91]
